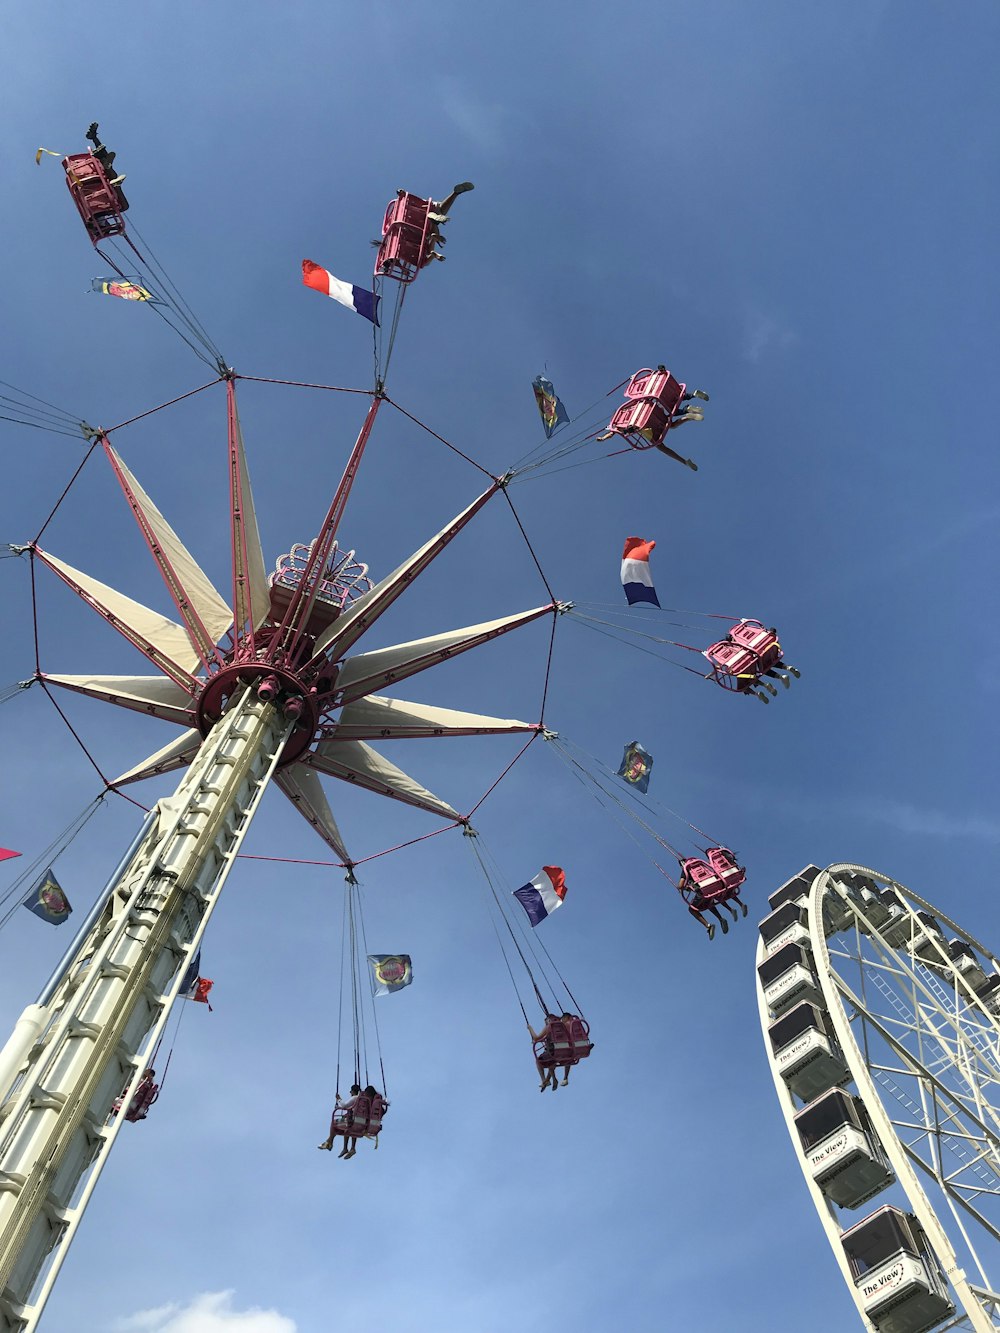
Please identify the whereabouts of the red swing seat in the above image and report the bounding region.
[329,1092,386,1143]
[534,1019,573,1070]
[679,856,728,907]
[703,620,781,691]
[112,1075,159,1122]
[603,367,686,450]
[375,191,436,283]
[63,152,127,243]
[706,846,746,897]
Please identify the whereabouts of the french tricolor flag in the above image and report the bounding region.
[302,260,380,325]
[513,866,567,927]
[621,536,660,607]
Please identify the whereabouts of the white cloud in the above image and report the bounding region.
[742,308,799,364]
[439,78,512,151]
[116,1292,296,1333]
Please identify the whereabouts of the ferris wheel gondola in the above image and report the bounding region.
[757,863,1000,1333]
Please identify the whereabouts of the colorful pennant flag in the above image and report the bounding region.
[621,535,660,607]
[368,954,413,996]
[513,866,567,927]
[91,277,157,302]
[0,847,21,863]
[532,374,570,438]
[22,869,72,924]
[617,740,653,793]
[181,951,214,1009]
[302,260,380,325]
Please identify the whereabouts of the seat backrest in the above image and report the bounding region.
[568,1016,593,1058]
[547,1019,572,1060]
[707,847,745,888]
[681,858,721,890]
[704,640,754,673]
[367,1096,386,1134]
[348,1094,372,1133]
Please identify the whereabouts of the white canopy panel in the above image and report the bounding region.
[111,728,201,787]
[107,445,233,651]
[311,481,499,662]
[307,738,459,819]
[275,764,352,864]
[335,605,552,702]
[333,694,535,740]
[230,406,271,632]
[35,549,200,680]
[44,673,196,726]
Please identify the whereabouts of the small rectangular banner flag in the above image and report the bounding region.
[368,954,413,996]
[181,951,214,1009]
[22,869,72,924]
[532,374,570,438]
[302,260,380,325]
[91,277,157,302]
[0,847,21,863]
[617,740,653,793]
[621,535,660,607]
[513,866,567,927]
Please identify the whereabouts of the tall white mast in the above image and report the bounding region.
[0,688,290,1330]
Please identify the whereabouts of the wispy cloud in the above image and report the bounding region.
[742,308,799,364]
[439,78,513,152]
[736,779,1000,844]
[116,1292,296,1333]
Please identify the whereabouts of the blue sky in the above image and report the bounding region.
[1,3,998,1330]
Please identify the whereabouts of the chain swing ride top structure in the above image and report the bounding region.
[0,142,574,1332]
[757,864,1000,1333]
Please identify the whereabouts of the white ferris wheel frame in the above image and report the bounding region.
[756,863,1000,1333]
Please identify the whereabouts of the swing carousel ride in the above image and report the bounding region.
[1,122,991,1333]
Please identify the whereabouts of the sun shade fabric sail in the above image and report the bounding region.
[335,605,553,702]
[230,402,271,633]
[275,764,353,863]
[35,549,202,679]
[306,739,459,819]
[43,673,197,726]
[106,444,233,652]
[111,728,202,787]
[310,482,501,662]
[332,694,536,740]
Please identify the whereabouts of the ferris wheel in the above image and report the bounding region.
[756,862,1000,1333]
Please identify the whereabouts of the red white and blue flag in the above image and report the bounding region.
[621,536,660,607]
[513,866,567,927]
[181,951,214,1010]
[302,260,380,325]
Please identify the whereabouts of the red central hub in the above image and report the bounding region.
[196,663,320,768]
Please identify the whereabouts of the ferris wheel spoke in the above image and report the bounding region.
[330,694,538,741]
[42,672,198,727]
[274,764,352,865]
[303,739,458,819]
[103,443,231,668]
[335,604,555,704]
[109,727,201,787]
